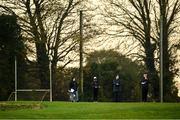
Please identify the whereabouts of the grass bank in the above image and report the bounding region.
[0,102,180,119]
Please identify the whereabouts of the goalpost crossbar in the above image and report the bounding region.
[16,89,50,92]
[8,90,50,101]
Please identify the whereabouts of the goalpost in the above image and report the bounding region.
[12,56,53,102]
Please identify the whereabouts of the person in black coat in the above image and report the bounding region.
[140,73,149,102]
[112,75,121,102]
[92,76,99,102]
[69,78,78,101]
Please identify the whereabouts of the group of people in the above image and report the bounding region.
[69,73,149,102]
[92,75,123,102]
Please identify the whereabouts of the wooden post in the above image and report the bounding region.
[79,10,84,98]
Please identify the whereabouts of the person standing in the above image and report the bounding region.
[140,73,149,102]
[92,76,99,102]
[112,75,121,102]
[69,77,78,102]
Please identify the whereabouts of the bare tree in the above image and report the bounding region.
[0,0,82,91]
[102,0,159,101]
[159,0,180,100]
[0,0,103,100]
[102,0,180,101]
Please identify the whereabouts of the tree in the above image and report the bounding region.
[102,0,180,101]
[0,0,82,90]
[102,0,159,101]
[84,50,145,101]
[159,0,180,101]
[0,14,26,100]
[0,0,102,100]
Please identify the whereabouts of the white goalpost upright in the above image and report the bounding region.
[14,56,53,102]
[160,0,164,103]
[15,56,17,101]
[49,55,53,102]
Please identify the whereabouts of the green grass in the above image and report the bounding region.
[0,101,180,119]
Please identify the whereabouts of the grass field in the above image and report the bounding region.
[0,101,180,119]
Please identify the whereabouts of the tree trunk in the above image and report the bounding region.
[161,0,174,101]
[163,24,172,100]
[36,42,49,89]
[51,49,58,100]
[144,40,159,101]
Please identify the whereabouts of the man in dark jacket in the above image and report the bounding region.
[140,73,149,102]
[92,76,99,102]
[69,78,78,101]
[112,75,121,102]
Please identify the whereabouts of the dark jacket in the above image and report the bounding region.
[69,80,78,91]
[140,78,149,88]
[92,80,99,89]
[113,79,121,92]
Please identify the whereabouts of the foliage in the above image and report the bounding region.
[83,50,145,101]
[0,14,26,101]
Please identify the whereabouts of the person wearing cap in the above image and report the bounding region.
[92,76,100,102]
[112,75,122,102]
[140,73,149,102]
